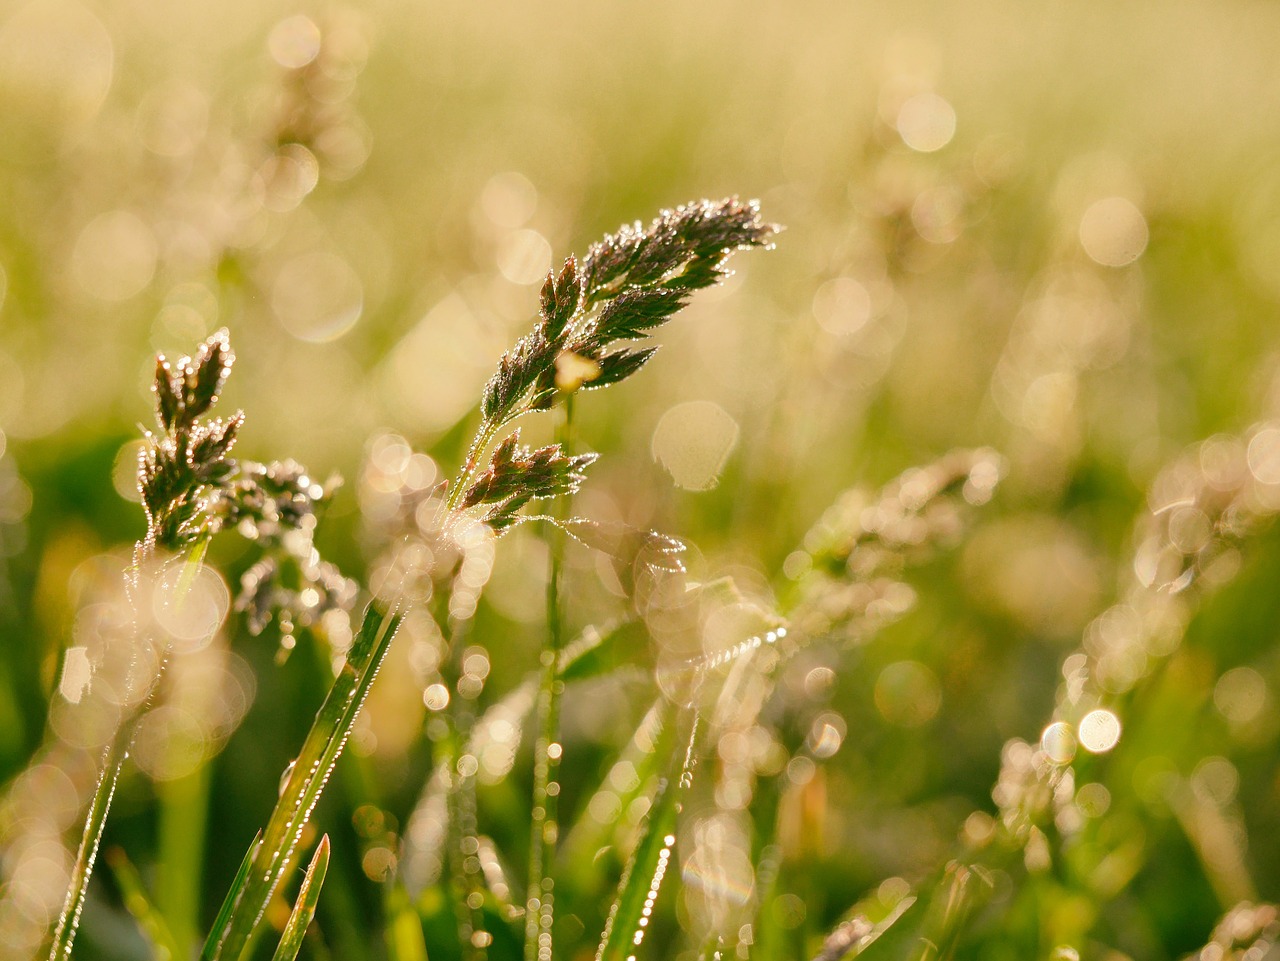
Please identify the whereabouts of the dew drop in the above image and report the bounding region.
[279,759,297,797]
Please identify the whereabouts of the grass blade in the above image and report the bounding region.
[385,883,430,961]
[204,602,403,961]
[596,708,702,961]
[559,698,667,886]
[202,831,261,961]
[269,836,330,961]
[850,863,991,961]
[48,736,129,961]
[807,896,917,961]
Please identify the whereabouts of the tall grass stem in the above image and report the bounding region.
[47,735,127,961]
[526,395,574,961]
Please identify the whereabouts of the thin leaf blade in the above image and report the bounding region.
[269,836,330,961]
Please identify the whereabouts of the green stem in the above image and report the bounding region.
[158,763,212,957]
[442,610,488,961]
[47,736,128,961]
[50,537,211,961]
[447,419,502,514]
[525,396,573,961]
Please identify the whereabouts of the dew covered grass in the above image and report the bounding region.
[2,3,1280,960]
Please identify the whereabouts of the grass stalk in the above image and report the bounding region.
[525,397,573,961]
[50,540,213,960]
[158,762,212,956]
[446,419,503,515]
[443,675,489,960]
[47,735,128,961]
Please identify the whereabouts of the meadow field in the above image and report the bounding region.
[2,2,1280,959]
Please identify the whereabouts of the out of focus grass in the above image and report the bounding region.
[3,1,1280,959]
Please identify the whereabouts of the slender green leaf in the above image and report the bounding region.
[808,896,918,961]
[596,708,702,961]
[558,699,669,891]
[269,836,330,961]
[201,832,261,961]
[557,618,648,683]
[48,728,129,961]
[204,602,403,961]
[851,862,991,961]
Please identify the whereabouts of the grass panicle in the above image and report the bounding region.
[480,198,776,433]
[228,459,358,648]
[139,329,243,556]
[459,198,776,526]
[460,429,598,533]
[1185,903,1278,961]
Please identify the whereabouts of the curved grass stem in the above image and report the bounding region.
[47,736,127,961]
[50,537,212,961]
[446,419,503,515]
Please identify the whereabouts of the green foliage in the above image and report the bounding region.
[105,848,183,961]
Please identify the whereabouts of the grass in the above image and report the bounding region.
[44,200,785,961]
[3,4,1280,961]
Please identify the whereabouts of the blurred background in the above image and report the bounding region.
[2,0,1280,958]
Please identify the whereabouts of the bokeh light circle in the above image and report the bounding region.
[1077,708,1121,753]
